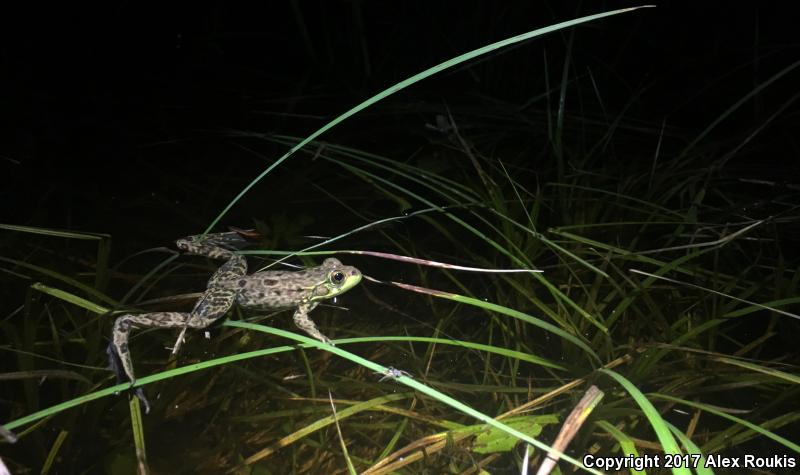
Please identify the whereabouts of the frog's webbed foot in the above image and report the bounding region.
[176,235,236,260]
[132,387,151,413]
[292,303,335,346]
[106,341,126,383]
[106,342,152,414]
[176,228,260,260]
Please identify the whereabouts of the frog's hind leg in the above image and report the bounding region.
[172,231,250,353]
[185,254,247,328]
[112,312,199,381]
[109,311,204,412]
[110,292,240,407]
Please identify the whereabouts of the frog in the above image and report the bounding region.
[107,229,362,412]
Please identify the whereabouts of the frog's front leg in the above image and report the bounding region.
[292,302,334,345]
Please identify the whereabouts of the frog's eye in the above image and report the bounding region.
[330,271,346,285]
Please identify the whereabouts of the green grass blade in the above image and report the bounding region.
[713,357,800,385]
[598,369,692,475]
[241,392,410,466]
[390,281,600,362]
[652,394,800,454]
[328,391,358,475]
[203,6,654,234]
[0,224,110,240]
[40,429,68,475]
[664,421,713,475]
[31,282,110,316]
[129,395,149,474]
[339,336,565,370]
[594,420,645,475]
[679,58,800,157]
[0,256,118,306]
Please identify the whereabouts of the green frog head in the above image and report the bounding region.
[308,258,362,301]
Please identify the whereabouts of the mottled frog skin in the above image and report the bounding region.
[108,230,362,411]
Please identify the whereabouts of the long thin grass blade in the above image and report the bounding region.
[204,6,655,234]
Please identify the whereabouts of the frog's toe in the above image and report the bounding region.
[133,387,151,414]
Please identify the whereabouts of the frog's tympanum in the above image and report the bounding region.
[107,230,362,411]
